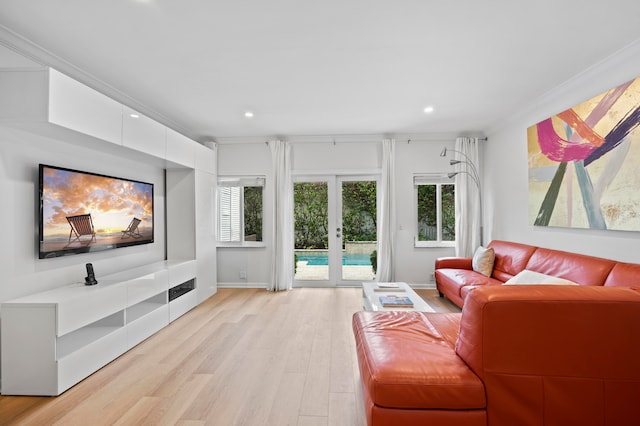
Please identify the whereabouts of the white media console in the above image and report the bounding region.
[1,260,197,396]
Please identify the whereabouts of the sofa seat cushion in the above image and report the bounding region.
[436,268,503,298]
[460,282,503,300]
[353,311,486,410]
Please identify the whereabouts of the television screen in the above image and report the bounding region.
[39,164,154,259]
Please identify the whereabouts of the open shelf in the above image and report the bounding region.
[56,310,125,359]
[126,292,167,324]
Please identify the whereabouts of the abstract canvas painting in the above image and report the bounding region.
[528,77,640,231]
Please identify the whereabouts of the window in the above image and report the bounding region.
[414,175,455,246]
[217,176,264,245]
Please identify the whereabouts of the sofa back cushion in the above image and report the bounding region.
[487,240,537,282]
[603,262,640,287]
[525,247,615,286]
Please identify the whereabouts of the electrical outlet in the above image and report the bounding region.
[239,271,247,279]
[429,273,435,282]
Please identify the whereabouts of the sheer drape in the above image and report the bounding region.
[268,140,294,291]
[376,138,396,282]
[454,137,481,257]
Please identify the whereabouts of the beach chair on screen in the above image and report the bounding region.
[121,217,142,239]
[65,214,96,247]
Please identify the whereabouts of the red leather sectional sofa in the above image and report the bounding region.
[352,240,640,425]
[435,239,640,308]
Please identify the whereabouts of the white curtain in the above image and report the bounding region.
[376,138,396,282]
[268,140,294,291]
[454,137,482,257]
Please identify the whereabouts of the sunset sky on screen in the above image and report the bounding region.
[42,167,153,238]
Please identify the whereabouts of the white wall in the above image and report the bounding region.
[484,39,640,262]
[216,136,461,287]
[0,126,166,303]
[216,142,273,287]
[292,140,379,173]
[213,38,640,289]
[394,139,458,285]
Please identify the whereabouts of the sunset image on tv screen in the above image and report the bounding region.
[40,165,153,257]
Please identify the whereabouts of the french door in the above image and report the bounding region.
[293,174,378,287]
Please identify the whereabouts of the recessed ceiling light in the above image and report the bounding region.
[244,111,254,118]
[423,106,435,114]
[129,113,140,118]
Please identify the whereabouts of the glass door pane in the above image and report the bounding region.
[293,176,378,286]
[294,181,329,281]
[339,178,377,283]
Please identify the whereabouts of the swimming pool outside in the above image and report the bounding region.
[295,252,372,266]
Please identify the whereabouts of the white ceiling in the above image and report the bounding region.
[1,0,640,142]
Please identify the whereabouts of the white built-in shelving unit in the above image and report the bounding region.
[0,66,217,395]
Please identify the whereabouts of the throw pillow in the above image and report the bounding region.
[504,269,578,285]
[472,246,495,277]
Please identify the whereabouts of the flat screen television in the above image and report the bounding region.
[39,164,154,259]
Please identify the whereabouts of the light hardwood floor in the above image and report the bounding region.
[0,288,459,426]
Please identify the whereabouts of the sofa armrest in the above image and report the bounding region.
[455,285,640,424]
[456,285,640,381]
[435,256,473,270]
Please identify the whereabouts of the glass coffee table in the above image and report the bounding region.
[362,282,434,312]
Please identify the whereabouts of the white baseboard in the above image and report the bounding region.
[217,282,268,289]
[217,282,437,290]
[408,283,436,289]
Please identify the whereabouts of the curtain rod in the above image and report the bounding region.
[216,136,489,145]
[263,138,386,145]
[406,136,488,143]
